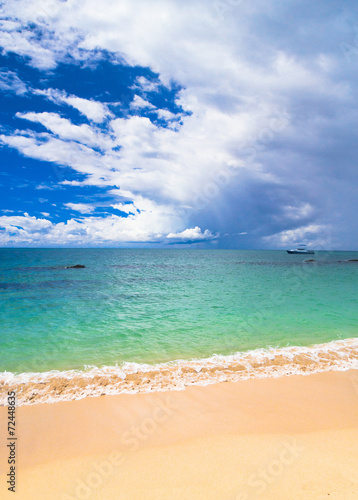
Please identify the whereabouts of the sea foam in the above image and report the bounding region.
[1,337,358,405]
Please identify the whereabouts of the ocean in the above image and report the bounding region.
[1,248,357,404]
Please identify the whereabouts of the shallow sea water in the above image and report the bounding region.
[0,249,357,404]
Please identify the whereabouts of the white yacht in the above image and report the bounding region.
[287,244,315,254]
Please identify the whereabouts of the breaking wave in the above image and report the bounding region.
[1,337,358,405]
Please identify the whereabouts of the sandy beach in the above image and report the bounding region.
[1,369,358,499]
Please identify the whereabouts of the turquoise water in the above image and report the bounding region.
[0,249,357,374]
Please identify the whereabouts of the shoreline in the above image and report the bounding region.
[1,336,358,406]
[1,369,358,499]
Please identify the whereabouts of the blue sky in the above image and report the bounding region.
[1,0,358,248]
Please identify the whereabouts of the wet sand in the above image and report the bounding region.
[2,337,358,406]
[1,369,358,499]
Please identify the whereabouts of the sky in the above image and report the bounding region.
[0,0,358,249]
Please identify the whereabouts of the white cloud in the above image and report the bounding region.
[0,27,57,69]
[0,213,52,239]
[167,226,216,242]
[1,0,357,247]
[134,76,160,92]
[62,95,112,123]
[16,111,113,150]
[35,183,56,190]
[282,203,314,221]
[155,109,176,121]
[130,95,155,110]
[111,203,138,215]
[64,203,95,214]
[33,88,112,123]
[0,70,27,95]
[263,224,332,249]
[0,210,211,246]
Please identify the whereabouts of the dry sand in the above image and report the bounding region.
[1,369,358,499]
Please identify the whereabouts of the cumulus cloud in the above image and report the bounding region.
[167,227,217,242]
[0,212,208,246]
[0,213,52,240]
[0,0,358,247]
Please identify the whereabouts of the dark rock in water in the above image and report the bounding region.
[304,259,316,262]
[66,264,86,269]
[348,259,358,262]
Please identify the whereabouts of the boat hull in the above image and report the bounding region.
[287,250,315,254]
